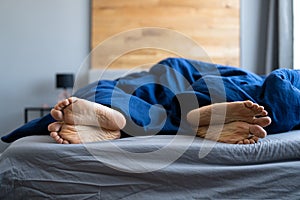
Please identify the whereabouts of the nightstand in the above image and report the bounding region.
[24,107,52,123]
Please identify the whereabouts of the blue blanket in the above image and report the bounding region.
[2,58,300,142]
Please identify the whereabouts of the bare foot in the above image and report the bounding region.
[49,123,121,144]
[48,97,126,144]
[196,121,267,144]
[187,100,270,127]
[50,97,126,130]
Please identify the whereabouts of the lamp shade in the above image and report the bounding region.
[56,73,74,88]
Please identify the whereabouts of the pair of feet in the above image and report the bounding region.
[48,97,126,144]
[48,98,271,144]
[186,100,271,144]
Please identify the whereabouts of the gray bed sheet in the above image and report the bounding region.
[1,131,300,199]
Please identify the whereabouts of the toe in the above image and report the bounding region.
[243,139,250,144]
[51,133,61,143]
[237,139,251,145]
[53,99,72,112]
[186,110,200,126]
[257,106,264,112]
[244,101,268,116]
[55,100,65,110]
[252,104,265,115]
[252,136,259,142]
[252,103,259,110]
[261,110,268,116]
[245,136,259,144]
[256,107,268,116]
[50,132,58,141]
[54,135,60,141]
[252,116,272,127]
[57,138,63,144]
[249,124,267,138]
[244,100,254,108]
[237,140,244,144]
[50,109,64,121]
[48,122,63,132]
[50,132,64,144]
[249,138,256,144]
[62,140,70,144]
[60,99,70,108]
[68,97,78,104]
[50,132,57,137]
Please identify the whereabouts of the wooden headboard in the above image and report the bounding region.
[91,0,239,69]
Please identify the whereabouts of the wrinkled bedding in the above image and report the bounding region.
[1,132,300,199]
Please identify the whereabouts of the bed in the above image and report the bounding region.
[1,58,300,199]
[1,131,300,199]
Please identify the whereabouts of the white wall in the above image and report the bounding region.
[0,0,90,152]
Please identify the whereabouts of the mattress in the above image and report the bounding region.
[1,130,300,199]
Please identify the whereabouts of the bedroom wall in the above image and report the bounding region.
[0,0,90,152]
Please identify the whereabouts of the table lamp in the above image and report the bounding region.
[56,73,74,101]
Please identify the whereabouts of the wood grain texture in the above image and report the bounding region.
[91,0,239,69]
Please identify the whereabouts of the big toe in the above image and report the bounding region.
[253,116,272,127]
[111,111,127,130]
[249,124,267,138]
[243,100,254,108]
[51,98,72,121]
[50,109,64,121]
[48,122,63,132]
